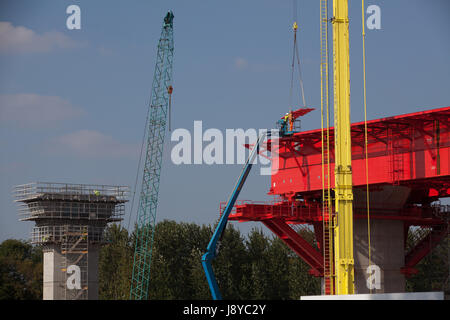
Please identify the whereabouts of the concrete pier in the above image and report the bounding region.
[42,245,100,300]
[354,219,405,293]
[14,182,128,300]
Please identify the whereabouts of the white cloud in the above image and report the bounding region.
[49,130,138,159]
[0,93,84,128]
[234,57,249,69]
[233,57,282,73]
[0,21,80,54]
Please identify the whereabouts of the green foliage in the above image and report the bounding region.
[242,227,320,299]
[148,220,211,299]
[4,220,446,300]
[0,239,42,300]
[406,237,449,295]
[98,224,134,299]
[98,220,321,299]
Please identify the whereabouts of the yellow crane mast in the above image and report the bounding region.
[331,0,355,295]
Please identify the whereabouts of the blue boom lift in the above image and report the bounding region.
[201,132,268,300]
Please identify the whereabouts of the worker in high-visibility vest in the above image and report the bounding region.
[288,111,294,132]
[278,112,289,135]
[94,190,100,196]
[283,113,289,132]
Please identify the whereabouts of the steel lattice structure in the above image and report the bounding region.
[228,106,450,290]
[130,11,174,300]
[13,182,129,300]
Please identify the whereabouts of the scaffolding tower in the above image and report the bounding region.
[13,182,129,300]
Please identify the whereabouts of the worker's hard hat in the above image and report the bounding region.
[285,113,289,115]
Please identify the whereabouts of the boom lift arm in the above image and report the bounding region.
[202,132,267,300]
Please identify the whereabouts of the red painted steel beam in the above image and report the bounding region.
[229,202,445,225]
[225,107,450,282]
[228,202,323,223]
[262,218,323,276]
[401,224,449,276]
[269,106,450,196]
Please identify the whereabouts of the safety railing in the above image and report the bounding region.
[13,182,129,202]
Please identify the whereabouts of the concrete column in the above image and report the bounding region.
[42,244,100,300]
[43,245,65,300]
[354,219,405,293]
[87,245,100,300]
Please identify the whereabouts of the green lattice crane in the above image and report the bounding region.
[130,10,174,300]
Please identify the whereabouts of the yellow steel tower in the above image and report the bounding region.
[331,0,355,294]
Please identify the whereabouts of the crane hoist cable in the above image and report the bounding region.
[126,101,150,232]
[126,44,174,233]
[125,59,174,233]
[289,0,307,110]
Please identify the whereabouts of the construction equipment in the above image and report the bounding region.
[277,107,314,136]
[202,132,267,300]
[331,0,355,295]
[320,0,334,295]
[287,3,309,137]
[211,1,449,295]
[205,0,356,297]
[129,10,174,300]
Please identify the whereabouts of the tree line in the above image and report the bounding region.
[0,220,448,299]
[99,221,320,299]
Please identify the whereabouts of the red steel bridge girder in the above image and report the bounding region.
[228,107,450,280]
[401,223,449,277]
[267,106,450,198]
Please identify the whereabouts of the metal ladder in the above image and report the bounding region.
[320,0,335,295]
[388,128,404,184]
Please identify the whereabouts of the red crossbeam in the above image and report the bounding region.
[401,224,449,276]
[228,201,322,223]
[262,219,323,276]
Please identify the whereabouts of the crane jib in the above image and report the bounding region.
[129,10,174,301]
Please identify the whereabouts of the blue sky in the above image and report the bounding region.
[0,0,449,241]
